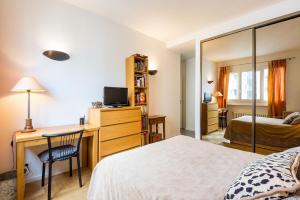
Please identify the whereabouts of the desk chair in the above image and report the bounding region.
[219,109,228,129]
[38,130,83,200]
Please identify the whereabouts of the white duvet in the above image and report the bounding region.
[87,135,263,200]
[233,115,289,126]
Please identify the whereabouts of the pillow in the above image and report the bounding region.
[224,151,300,200]
[291,117,300,125]
[283,112,300,124]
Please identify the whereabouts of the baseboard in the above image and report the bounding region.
[0,170,16,181]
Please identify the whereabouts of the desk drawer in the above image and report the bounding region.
[208,117,218,125]
[207,103,218,111]
[208,111,218,118]
[100,121,141,141]
[100,134,141,157]
[101,109,141,126]
[208,124,218,133]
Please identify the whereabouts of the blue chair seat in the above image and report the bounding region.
[38,145,77,163]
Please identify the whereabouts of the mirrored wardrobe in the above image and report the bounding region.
[201,15,300,155]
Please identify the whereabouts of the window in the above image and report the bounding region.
[241,71,260,100]
[228,66,267,103]
[228,73,239,100]
[264,68,268,101]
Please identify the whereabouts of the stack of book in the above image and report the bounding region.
[141,115,148,131]
[135,74,146,87]
[135,92,146,104]
[134,61,146,72]
[140,106,148,115]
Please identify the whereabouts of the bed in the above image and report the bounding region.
[224,116,300,149]
[87,135,264,200]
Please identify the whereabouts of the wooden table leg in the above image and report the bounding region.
[163,121,166,140]
[92,130,99,168]
[87,130,99,169]
[17,142,25,200]
[149,124,152,144]
[81,138,88,168]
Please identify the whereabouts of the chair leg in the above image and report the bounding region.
[48,162,52,200]
[42,163,46,187]
[76,155,82,187]
[69,158,72,177]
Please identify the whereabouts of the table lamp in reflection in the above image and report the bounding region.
[11,77,46,133]
[215,91,223,97]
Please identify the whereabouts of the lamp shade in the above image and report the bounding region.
[11,77,46,92]
[215,91,223,97]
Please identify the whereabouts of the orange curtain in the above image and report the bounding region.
[217,66,230,108]
[268,59,286,118]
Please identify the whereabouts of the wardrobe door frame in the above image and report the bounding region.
[199,11,300,152]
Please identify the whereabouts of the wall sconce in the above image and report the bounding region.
[43,50,70,61]
[149,69,158,75]
[207,80,214,84]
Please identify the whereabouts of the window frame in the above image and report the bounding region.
[227,63,268,106]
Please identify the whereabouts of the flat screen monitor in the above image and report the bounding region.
[103,87,128,107]
[204,92,212,103]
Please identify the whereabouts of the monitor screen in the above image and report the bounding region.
[204,92,212,103]
[103,87,128,107]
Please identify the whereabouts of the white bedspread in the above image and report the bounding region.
[233,115,288,126]
[87,135,263,200]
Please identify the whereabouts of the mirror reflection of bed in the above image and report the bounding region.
[201,17,300,154]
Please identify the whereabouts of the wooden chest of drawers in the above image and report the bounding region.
[201,103,219,135]
[88,107,141,160]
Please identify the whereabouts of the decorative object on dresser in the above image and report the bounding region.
[11,77,46,133]
[91,101,103,108]
[126,54,149,145]
[88,106,142,160]
[201,103,219,135]
[148,115,166,143]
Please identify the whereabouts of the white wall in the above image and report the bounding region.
[181,57,217,131]
[202,59,217,103]
[0,0,181,181]
[182,58,195,131]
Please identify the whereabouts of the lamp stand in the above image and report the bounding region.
[21,90,36,133]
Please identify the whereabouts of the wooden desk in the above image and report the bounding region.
[15,124,100,200]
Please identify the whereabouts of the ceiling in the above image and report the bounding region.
[62,0,284,44]
[202,17,300,62]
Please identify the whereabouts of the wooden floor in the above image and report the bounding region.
[25,168,91,200]
[181,128,279,155]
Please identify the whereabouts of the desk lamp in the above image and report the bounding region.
[11,77,46,132]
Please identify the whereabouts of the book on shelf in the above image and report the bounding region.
[134,60,146,72]
[135,92,146,105]
[141,115,148,131]
[140,106,148,115]
[135,74,146,88]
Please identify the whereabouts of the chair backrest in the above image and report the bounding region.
[42,130,84,161]
[220,109,228,117]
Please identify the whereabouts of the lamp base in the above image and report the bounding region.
[21,118,36,133]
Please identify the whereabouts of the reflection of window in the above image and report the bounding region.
[241,71,260,100]
[228,73,239,99]
[228,67,267,102]
[264,68,268,101]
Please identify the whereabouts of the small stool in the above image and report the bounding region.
[148,115,166,144]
